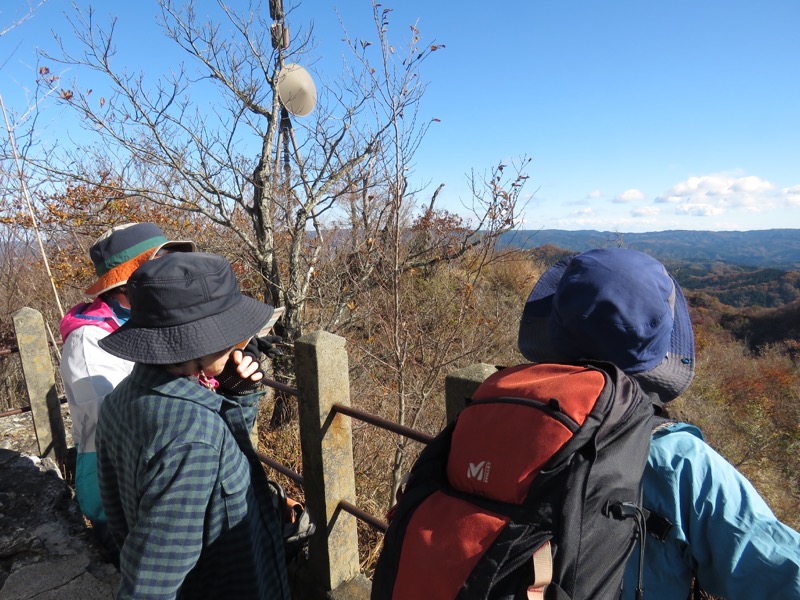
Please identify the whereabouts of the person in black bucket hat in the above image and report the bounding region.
[95,252,290,600]
[518,248,800,600]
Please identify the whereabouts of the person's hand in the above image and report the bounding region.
[216,346,265,395]
[232,347,264,382]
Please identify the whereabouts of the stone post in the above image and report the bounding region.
[444,363,498,423]
[295,331,359,592]
[12,307,67,462]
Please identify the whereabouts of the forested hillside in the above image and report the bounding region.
[527,244,800,310]
[669,261,800,308]
[500,229,800,269]
[719,299,800,354]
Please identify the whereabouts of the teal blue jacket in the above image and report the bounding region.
[622,422,800,599]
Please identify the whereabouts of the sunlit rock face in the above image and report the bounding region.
[0,409,118,599]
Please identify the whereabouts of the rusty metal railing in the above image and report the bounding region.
[1,339,428,536]
[258,376,432,534]
[0,343,68,420]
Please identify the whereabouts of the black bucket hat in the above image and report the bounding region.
[518,248,695,401]
[99,252,274,364]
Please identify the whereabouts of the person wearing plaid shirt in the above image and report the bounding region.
[96,252,290,599]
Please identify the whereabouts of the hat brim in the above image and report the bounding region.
[85,240,197,296]
[518,256,695,401]
[99,295,273,364]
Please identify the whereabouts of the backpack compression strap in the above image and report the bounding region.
[527,540,553,600]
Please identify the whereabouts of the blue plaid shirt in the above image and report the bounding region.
[96,363,290,600]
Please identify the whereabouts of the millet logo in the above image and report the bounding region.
[467,460,491,483]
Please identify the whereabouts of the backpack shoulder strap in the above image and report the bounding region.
[526,541,553,600]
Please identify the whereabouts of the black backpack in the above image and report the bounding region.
[371,362,656,600]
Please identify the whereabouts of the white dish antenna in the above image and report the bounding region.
[276,64,317,117]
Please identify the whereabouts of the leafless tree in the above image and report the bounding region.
[31,0,441,342]
[297,6,533,501]
[0,1,48,40]
[1,0,66,323]
[26,1,533,443]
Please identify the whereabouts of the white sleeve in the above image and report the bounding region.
[60,326,134,452]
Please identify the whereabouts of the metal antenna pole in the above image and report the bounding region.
[281,107,292,185]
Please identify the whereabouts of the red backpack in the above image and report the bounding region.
[371,362,656,600]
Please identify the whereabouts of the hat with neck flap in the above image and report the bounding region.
[85,222,196,296]
[517,247,695,401]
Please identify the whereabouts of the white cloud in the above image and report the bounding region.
[614,188,645,203]
[532,173,800,232]
[785,185,800,206]
[654,174,783,217]
[674,203,725,217]
[631,205,660,217]
[731,176,773,194]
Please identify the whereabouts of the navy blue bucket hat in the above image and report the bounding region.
[518,248,695,401]
[99,252,274,364]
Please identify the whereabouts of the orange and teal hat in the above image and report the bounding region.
[85,223,196,296]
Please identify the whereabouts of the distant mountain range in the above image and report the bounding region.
[498,229,800,270]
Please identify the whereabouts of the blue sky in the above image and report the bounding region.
[3,0,800,232]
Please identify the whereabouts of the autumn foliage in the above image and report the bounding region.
[671,298,800,529]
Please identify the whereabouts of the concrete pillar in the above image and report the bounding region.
[295,331,359,592]
[444,363,497,423]
[12,307,67,463]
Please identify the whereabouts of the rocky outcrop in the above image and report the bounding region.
[0,411,118,600]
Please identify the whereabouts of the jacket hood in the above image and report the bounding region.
[60,297,121,341]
